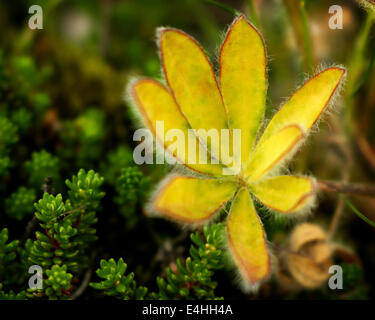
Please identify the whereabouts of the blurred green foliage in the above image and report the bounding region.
[25,150,60,188]
[5,187,36,220]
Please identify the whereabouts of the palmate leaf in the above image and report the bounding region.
[128,14,346,290]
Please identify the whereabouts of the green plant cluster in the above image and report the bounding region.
[0,116,18,176]
[25,151,60,189]
[0,283,26,300]
[90,223,226,300]
[115,166,151,228]
[0,48,155,300]
[0,50,48,177]
[0,228,20,286]
[5,187,36,221]
[100,146,134,185]
[90,258,148,299]
[43,265,73,299]
[59,109,106,169]
[24,169,104,299]
[151,223,226,300]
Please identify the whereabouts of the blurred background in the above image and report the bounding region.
[0,0,374,299]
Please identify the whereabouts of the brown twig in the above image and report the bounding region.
[328,197,345,239]
[70,250,97,300]
[325,108,354,239]
[22,216,39,243]
[22,177,55,242]
[70,268,93,300]
[317,180,375,197]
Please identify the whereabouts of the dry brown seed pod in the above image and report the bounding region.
[285,223,333,289]
[289,223,327,251]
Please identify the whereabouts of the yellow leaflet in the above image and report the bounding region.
[131,79,224,176]
[250,175,315,213]
[153,176,236,223]
[246,124,304,181]
[256,67,345,147]
[159,28,229,162]
[220,15,267,167]
[227,188,270,285]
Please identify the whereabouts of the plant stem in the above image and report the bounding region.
[342,196,375,228]
[349,11,375,88]
[247,0,260,27]
[282,0,315,73]
[325,118,352,239]
[328,197,345,239]
[299,0,314,72]
[70,268,92,300]
[344,10,375,132]
[317,180,375,196]
[202,0,239,16]
[22,216,39,243]
[352,47,375,96]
